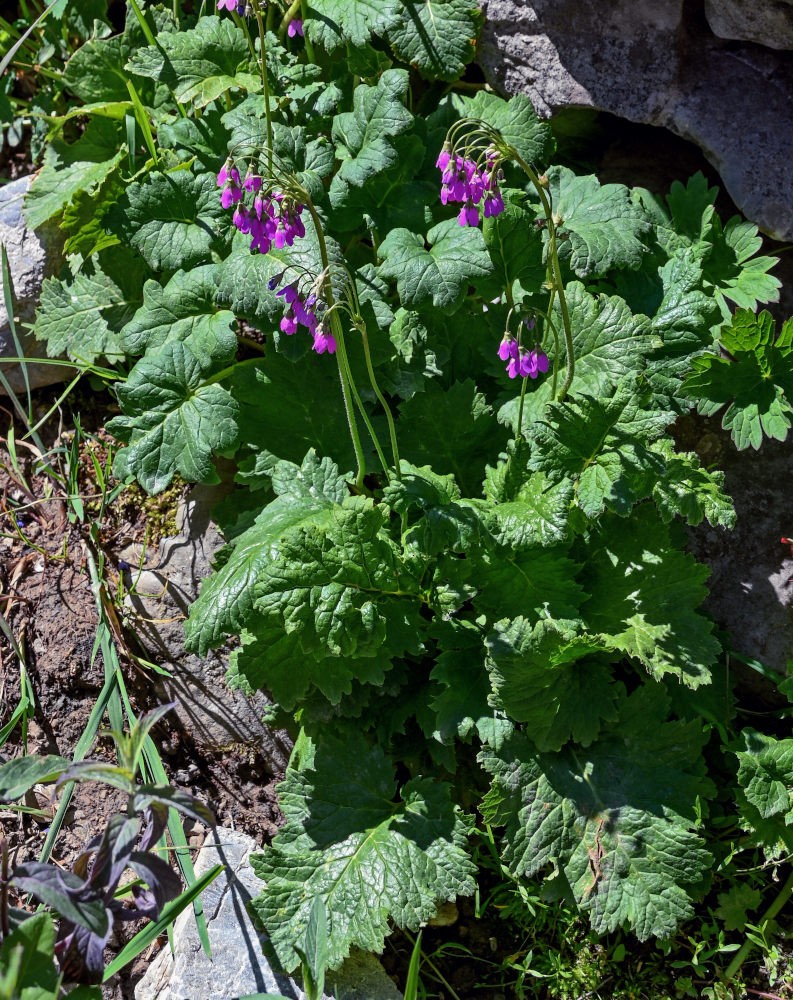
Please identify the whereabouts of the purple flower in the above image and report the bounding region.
[15,517,24,528]
[458,203,479,227]
[280,314,298,336]
[217,0,243,11]
[498,336,516,362]
[519,349,538,379]
[536,350,550,374]
[313,324,337,355]
[437,145,505,227]
[288,18,304,37]
[506,356,520,379]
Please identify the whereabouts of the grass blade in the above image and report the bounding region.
[101,863,223,982]
[403,929,423,1000]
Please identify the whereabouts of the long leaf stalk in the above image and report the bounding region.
[304,202,368,489]
[251,0,273,172]
[358,322,401,479]
[512,153,575,401]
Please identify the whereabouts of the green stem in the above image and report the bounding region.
[333,316,389,481]
[516,374,528,442]
[306,202,367,488]
[278,0,301,42]
[299,0,316,62]
[723,868,793,982]
[252,0,273,172]
[359,324,401,479]
[513,153,575,402]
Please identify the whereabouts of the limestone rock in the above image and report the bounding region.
[478,0,793,241]
[0,175,68,393]
[121,483,291,771]
[134,828,402,1000]
[705,0,793,50]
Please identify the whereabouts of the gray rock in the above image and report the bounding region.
[478,0,793,241]
[134,828,402,1000]
[683,422,793,676]
[0,175,68,393]
[121,483,291,770]
[705,0,793,50]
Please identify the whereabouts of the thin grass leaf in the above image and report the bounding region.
[38,669,119,863]
[1,244,31,421]
[0,0,62,79]
[101,863,223,982]
[403,929,423,1000]
[126,81,159,166]
[114,678,214,959]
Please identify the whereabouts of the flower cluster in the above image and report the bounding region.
[217,161,306,256]
[437,146,505,227]
[271,276,336,355]
[498,336,549,380]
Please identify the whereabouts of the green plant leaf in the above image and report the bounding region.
[499,283,657,432]
[127,16,255,108]
[397,379,508,496]
[0,755,70,802]
[0,911,58,995]
[329,69,413,199]
[463,91,555,173]
[215,228,345,334]
[386,0,482,82]
[34,247,148,364]
[650,438,735,529]
[303,0,401,52]
[735,730,793,823]
[250,731,475,971]
[714,883,762,932]
[23,117,126,230]
[485,618,618,751]
[429,619,492,743]
[109,170,224,271]
[703,215,781,313]
[185,450,349,656]
[683,309,793,450]
[119,265,236,358]
[378,217,493,312]
[481,189,545,295]
[230,355,357,477]
[472,545,585,624]
[252,497,425,659]
[580,506,718,687]
[483,440,574,547]
[107,341,240,494]
[527,379,672,519]
[547,166,651,278]
[480,685,714,940]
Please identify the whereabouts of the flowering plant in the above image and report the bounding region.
[21,0,793,988]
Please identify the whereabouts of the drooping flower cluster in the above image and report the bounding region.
[498,319,549,380]
[270,276,336,355]
[217,160,306,256]
[437,145,505,227]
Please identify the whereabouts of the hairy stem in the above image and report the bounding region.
[513,153,575,401]
[299,0,316,62]
[359,323,401,479]
[251,0,272,172]
[333,316,389,481]
[305,202,367,488]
